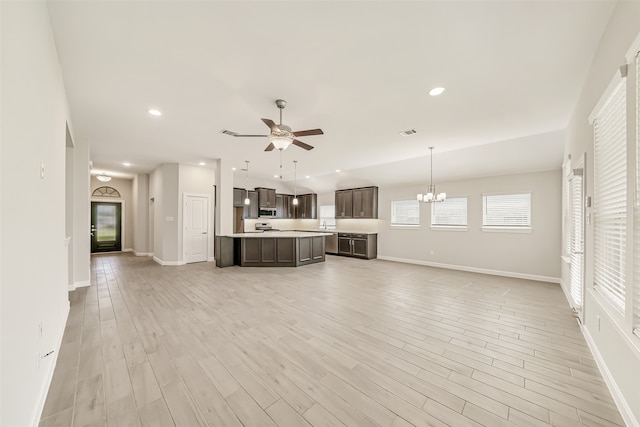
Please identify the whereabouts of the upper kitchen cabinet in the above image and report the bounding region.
[243,190,259,218]
[335,189,353,218]
[233,188,246,207]
[276,194,296,219]
[352,187,378,218]
[335,187,378,219]
[296,194,317,219]
[257,187,276,208]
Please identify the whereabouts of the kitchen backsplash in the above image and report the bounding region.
[243,218,379,233]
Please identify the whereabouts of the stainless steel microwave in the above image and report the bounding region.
[258,208,277,218]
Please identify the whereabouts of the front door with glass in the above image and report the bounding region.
[91,202,122,253]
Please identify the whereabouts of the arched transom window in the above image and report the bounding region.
[92,186,121,198]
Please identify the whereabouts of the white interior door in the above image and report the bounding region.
[185,195,208,263]
[569,168,585,314]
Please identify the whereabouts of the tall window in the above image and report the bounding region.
[562,160,572,257]
[635,52,640,335]
[482,192,531,229]
[569,170,584,309]
[431,196,467,228]
[319,205,336,229]
[592,76,627,313]
[391,200,419,225]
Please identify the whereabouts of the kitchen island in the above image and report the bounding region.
[216,231,333,267]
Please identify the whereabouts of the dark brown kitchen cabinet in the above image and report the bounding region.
[352,187,378,218]
[337,233,377,259]
[299,236,325,262]
[335,186,378,219]
[276,194,295,219]
[257,187,276,208]
[233,188,246,207]
[295,194,317,219]
[243,191,258,219]
[335,189,353,218]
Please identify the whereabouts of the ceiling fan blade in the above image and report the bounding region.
[220,129,268,137]
[261,118,280,132]
[292,139,314,150]
[292,128,324,137]
[264,143,275,151]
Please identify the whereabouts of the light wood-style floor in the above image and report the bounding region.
[39,253,624,427]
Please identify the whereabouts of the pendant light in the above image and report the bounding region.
[292,160,299,205]
[244,160,250,205]
[417,147,446,203]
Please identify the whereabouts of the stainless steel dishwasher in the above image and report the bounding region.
[325,232,338,254]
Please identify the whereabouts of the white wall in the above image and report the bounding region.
[149,165,164,261]
[90,176,134,250]
[1,2,76,426]
[71,135,90,289]
[179,165,216,261]
[378,170,561,281]
[132,173,150,255]
[564,2,640,425]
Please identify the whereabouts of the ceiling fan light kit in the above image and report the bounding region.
[222,99,323,152]
[417,147,446,203]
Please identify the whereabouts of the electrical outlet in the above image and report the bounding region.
[596,315,601,331]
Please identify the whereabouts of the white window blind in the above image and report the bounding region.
[563,160,572,256]
[431,197,467,227]
[593,77,627,313]
[391,200,419,225]
[570,172,584,309]
[482,193,531,228]
[635,52,640,335]
[319,205,336,229]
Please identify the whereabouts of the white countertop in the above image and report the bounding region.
[225,231,334,238]
[294,229,378,235]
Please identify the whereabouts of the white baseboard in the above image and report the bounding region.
[31,299,70,427]
[123,248,133,253]
[559,279,573,306]
[582,325,639,427]
[67,280,90,291]
[208,257,216,262]
[132,250,152,257]
[152,256,186,266]
[377,256,560,284]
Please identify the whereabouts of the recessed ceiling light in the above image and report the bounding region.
[199,162,206,166]
[232,167,237,171]
[122,162,131,167]
[274,174,279,178]
[148,109,162,116]
[429,87,445,96]
[305,175,310,179]
[336,169,341,173]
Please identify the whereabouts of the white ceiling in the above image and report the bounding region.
[47,1,615,193]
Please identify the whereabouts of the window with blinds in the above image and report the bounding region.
[563,160,572,257]
[391,200,420,225]
[570,172,584,309]
[482,193,531,228]
[635,52,640,336]
[319,205,336,229]
[593,77,627,313]
[431,197,467,227]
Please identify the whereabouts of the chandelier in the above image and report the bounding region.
[417,147,446,203]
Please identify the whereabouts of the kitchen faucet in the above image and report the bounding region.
[322,220,327,229]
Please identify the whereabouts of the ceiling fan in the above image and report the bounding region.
[221,99,323,151]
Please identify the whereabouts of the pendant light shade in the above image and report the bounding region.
[244,160,251,205]
[292,160,299,205]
